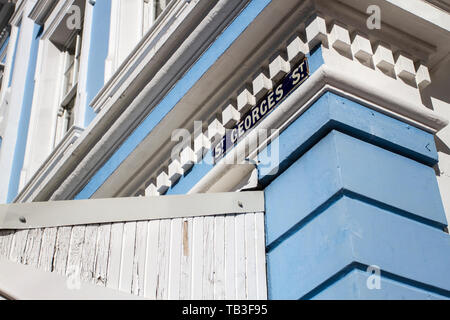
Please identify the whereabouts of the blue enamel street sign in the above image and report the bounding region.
[212,57,309,162]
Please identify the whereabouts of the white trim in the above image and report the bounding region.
[0,191,265,229]
[188,164,258,194]
[0,258,143,300]
[385,0,450,31]
[15,125,84,202]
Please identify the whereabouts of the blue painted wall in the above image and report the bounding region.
[84,0,112,126]
[264,94,450,300]
[7,24,42,203]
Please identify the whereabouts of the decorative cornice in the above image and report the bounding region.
[416,0,450,15]
[39,0,75,40]
[0,1,15,34]
[28,0,57,25]
[144,15,447,197]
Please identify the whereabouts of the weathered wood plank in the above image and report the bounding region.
[213,215,226,300]
[9,230,29,263]
[179,217,193,300]
[255,212,267,299]
[203,216,215,299]
[168,218,182,299]
[23,228,43,267]
[94,224,111,287]
[80,225,98,283]
[144,219,160,299]
[132,221,148,296]
[66,226,86,279]
[191,216,204,299]
[156,218,171,300]
[0,230,14,259]
[106,223,123,290]
[52,226,72,275]
[235,214,247,300]
[245,213,257,299]
[119,221,136,293]
[38,227,57,272]
[224,214,236,300]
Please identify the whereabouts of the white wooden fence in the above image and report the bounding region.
[0,212,267,300]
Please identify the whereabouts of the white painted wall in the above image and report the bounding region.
[20,0,96,187]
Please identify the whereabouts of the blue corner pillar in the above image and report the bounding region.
[263,92,450,300]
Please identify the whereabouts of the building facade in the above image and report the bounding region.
[0,0,449,299]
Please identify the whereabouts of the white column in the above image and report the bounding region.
[0,1,38,202]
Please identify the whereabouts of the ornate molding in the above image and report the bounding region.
[14,125,84,203]
[28,0,58,25]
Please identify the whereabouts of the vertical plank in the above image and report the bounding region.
[106,223,124,290]
[52,226,72,275]
[9,230,29,263]
[245,213,257,299]
[38,228,57,272]
[235,214,247,300]
[144,219,160,299]
[214,215,226,300]
[0,231,14,259]
[132,221,148,296]
[191,216,204,299]
[119,221,137,294]
[224,214,236,300]
[23,228,43,267]
[94,224,111,287]
[80,225,98,283]
[156,219,171,300]
[168,218,182,299]
[203,216,215,299]
[255,212,268,299]
[179,217,193,300]
[66,226,86,277]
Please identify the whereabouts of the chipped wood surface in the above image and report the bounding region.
[0,213,267,300]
